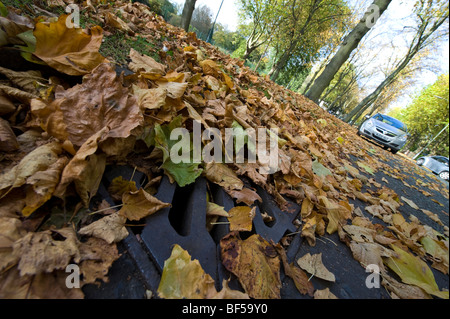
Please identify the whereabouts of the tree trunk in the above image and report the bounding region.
[181,0,197,32]
[305,0,392,102]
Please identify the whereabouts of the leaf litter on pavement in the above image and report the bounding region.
[0,0,448,299]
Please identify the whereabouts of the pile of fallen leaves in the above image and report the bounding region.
[0,0,448,299]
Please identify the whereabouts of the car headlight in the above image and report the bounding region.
[365,119,374,127]
[399,135,407,141]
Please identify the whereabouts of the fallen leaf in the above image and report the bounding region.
[33,15,107,75]
[0,141,62,194]
[0,117,18,152]
[384,244,448,299]
[118,188,170,221]
[78,212,129,244]
[107,176,138,201]
[79,237,120,285]
[314,288,338,299]
[129,48,166,75]
[204,162,243,191]
[157,244,217,299]
[227,187,262,206]
[275,244,314,296]
[220,232,281,299]
[401,196,420,210]
[12,227,80,276]
[227,206,256,232]
[297,253,335,282]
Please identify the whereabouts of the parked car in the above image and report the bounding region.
[357,113,409,154]
[416,155,449,181]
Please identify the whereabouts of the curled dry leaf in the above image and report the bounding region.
[227,187,262,206]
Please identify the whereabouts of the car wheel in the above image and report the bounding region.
[391,149,398,154]
[439,171,449,181]
[416,158,425,166]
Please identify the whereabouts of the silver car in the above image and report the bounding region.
[416,156,449,181]
[358,113,409,154]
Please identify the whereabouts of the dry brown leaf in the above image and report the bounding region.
[52,63,143,147]
[227,187,262,206]
[12,227,80,276]
[297,253,335,282]
[129,48,166,75]
[204,162,243,191]
[132,85,167,110]
[0,94,16,115]
[23,156,68,216]
[0,141,62,193]
[78,212,129,244]
[118,188,170,221]
[0,117,18,152]
[275,244,314,297]
[314,288,338,299]
[401,196,420,210]
[79,237,120,285]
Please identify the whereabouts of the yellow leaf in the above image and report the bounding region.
[227,206,255,232]
[33,15,107,75]
[384,245,449,299]
[297,253,335,282]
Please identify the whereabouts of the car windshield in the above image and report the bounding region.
[374,115,408,132]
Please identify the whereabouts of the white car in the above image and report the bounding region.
[358,113,409,154]
[416,156,449,181]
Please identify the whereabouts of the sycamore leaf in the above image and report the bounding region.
[78,212,129,244]
[227,206,255,232]
[33,15,107,75]
[297,253,335,282]
[220,232,281,299]
[384,245,449,299]
[118,188,170,221]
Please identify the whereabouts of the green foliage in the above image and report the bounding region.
[390,74,449,156]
